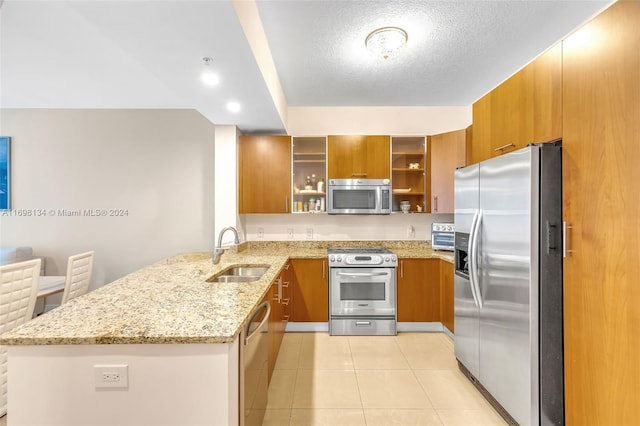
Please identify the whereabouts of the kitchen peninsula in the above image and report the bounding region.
[0,241,452,425]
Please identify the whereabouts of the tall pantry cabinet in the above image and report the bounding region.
[562,1,640,424]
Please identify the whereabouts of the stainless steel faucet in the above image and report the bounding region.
[212,226,240,264]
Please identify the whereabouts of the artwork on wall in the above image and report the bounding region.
[0,137,10,210]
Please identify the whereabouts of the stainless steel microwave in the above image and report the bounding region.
[327,179,392,214]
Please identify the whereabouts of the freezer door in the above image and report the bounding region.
[478,147,539,426]
[453,164,480,377]
[454,164,480,234]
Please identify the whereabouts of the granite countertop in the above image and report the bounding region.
[0,241,452,346]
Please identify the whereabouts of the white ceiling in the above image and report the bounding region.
[0,0,612,135]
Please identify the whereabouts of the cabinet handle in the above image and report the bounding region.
[433,196,438,212]
[351,173,367,178]
[277,277,283,303]
[281,298,290,306]
[494,143,515,152]
[285,196,289,212]
[282,280,290,288]
[322,260,326,280]
[400,260,404,279]
[283,314,290,321]
[284,263,290,270]
[563,221,574,258]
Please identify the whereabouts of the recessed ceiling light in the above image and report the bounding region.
[365,27,408,60]
[200,56,219,86]
[226,101,241,113]
[201,72,220,86]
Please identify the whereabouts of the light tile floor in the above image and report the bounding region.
[263,332,507,426]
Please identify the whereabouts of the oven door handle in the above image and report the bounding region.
[336,271,389,277]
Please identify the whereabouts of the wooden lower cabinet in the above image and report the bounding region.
[265,278,279,382]
[290,259,328,322]
[396,258,440,322]
[439,261,454,333]
[266,264,291,382]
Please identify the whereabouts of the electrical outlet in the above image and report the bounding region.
[306,228,313,240]
[94,364,129,389]
[257,228,264,239]
[287,228,294,239]
[407,225,415,239]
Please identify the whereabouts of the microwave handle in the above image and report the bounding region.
[351,173,367,177]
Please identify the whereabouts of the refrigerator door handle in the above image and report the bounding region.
[470,209,483,308]
[468,209,481,308]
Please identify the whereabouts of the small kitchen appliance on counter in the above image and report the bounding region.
[431,223,455,251]
[327,248,397,335]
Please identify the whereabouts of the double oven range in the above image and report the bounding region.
[327,248,398,336]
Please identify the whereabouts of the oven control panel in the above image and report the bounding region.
[328,252,397,267]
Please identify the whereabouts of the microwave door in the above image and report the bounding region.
[332,188,377,213]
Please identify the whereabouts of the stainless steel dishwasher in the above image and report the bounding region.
[240,301,270,426]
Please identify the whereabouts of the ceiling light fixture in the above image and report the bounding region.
[200,56,220,86]
[365,26,408,60]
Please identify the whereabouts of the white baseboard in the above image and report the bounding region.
[285,322,449,333]
[397,322,444,332]
[285,322,329,332]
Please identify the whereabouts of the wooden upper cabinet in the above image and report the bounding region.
[532,43,562,143]
[470,93,492,165]
[470,43,562,164]
[490,64,534,155]
[238,135,291,213]
[429,129,467,213]
[391,137,426,213]
[327,135,390,179]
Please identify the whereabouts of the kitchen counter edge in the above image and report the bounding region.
[0,242,452,346]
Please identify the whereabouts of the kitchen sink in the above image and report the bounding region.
[207,265,270,283]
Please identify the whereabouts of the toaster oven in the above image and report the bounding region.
[431,223,455,251]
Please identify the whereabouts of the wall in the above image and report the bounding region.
[8,341,239,425]
[242,212,453,241]
[214,125,241,243]
[0,109,215,291]
[287,106,471,136]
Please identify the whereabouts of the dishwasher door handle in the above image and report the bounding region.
[244,301,271,345]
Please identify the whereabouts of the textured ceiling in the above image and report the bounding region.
[257,0,612,106]
[0,0,613,134]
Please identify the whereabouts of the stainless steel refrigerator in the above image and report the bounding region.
[453,141,564,426]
